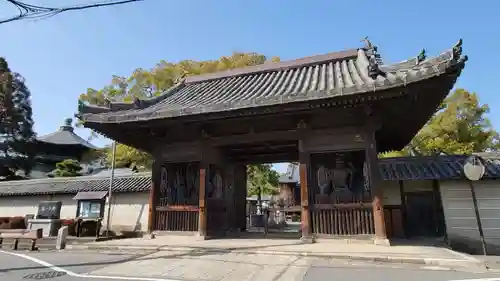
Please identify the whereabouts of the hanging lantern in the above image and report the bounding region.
[463,156,485,181]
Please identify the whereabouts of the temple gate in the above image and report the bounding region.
[77,39,467,242]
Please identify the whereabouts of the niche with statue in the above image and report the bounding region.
[312,151,371,204]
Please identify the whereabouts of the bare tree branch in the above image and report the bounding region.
[1,0,144,25]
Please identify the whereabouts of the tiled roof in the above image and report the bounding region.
[278,155,500,184]
[3,154,498,197]
[79,40,467,124]
[38,124,97,149]
[0,172,151,197]
[379,155,500,181]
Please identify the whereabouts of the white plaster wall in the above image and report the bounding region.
[381,181,400,205]
[0,192,150,233]
[0,195,51,217]
[439,180,500,254]
[103,192,149,232]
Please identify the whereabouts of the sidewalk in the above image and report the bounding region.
[66,235,486,270]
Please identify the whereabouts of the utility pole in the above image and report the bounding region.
[105,141,117,237]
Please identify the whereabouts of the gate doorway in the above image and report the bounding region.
[405,191,441,237]
[245,171,302,239]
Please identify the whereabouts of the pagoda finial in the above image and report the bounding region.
[64,118,72,127]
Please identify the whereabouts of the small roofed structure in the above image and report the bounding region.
[30,118,97,178]
[76,38,467,242]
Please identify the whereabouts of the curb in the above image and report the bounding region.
[66,244,487,270]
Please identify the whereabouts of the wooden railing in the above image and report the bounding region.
[155,205,199,232]
[311,203,374,235]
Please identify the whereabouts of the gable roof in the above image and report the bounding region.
[79,40,467,124]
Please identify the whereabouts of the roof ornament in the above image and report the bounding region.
[361,36,374,50]
[174,70,189,84]
[133,97,143,109]
[452,39,463,61]
[368,55,385,79]
[362,36,384,69]
[415,49,427,65]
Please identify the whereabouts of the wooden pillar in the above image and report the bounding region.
[198,163,207,237]
[232,163,247,232]
[147,160,160,233]
[364,129,388,243]
[238,164,248,231]
[298,140,312,242]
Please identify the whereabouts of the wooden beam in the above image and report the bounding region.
[229,152,298,164]
[210,129,300,146]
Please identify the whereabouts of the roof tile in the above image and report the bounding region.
[80,41,467,124]
[0,173,151,197]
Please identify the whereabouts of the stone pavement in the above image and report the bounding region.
[67,235,486,270]
[88,250,494,281]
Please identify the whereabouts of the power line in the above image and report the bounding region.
[1,0,144,25]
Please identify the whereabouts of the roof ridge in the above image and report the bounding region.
[185,49,360,84]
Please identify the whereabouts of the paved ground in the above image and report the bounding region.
[68,236,486,270]
[1,249,500,281]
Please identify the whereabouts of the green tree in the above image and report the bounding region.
[0,57,36,179]
[380,89,499,157]
[79,52,282,186]
[51,159,83,177]
[105,143,153,171]
[247,164,280,196]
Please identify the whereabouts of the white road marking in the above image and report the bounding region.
[448,279,500,281]
[421,266,451,271]
[0,249,181,281]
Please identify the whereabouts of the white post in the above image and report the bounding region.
[56,226,68,250]
[105,141,116,236]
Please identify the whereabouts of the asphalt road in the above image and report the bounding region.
[1,249,500,281]
[0,249,158,281]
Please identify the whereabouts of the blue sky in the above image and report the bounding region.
[1,0,499,174]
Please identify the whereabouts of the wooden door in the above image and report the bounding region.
[405,191,439,237]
